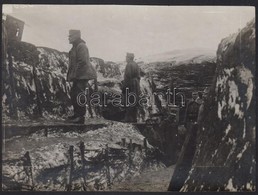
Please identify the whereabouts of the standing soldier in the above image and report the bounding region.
[168,91,201,191]
[197,87,209,126]
[67,30,97,124]
[123,53,141,123]
[184,91,201,129]
[168,88,210,191]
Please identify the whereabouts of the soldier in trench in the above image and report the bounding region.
[183,91,201,130]
[197,88,209,127]
[168,89,209,191]
[66,30,97,124]
[122,53,141,123]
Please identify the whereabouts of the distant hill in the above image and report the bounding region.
[137,48,216,65]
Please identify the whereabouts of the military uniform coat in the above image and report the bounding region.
[123,61,141,96]
[184,99,201,124]
[122,60,141,122]
[67,39,97,81]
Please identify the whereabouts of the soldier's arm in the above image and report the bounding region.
[136,63,141,80]
[76,43,89,68]
[124,64,131,80]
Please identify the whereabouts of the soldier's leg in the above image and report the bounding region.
[87,83,94,118]
[70,81,79,117]
[74,80,88,117]
[124,94,136,122]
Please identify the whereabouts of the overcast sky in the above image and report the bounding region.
[3,5,255,61]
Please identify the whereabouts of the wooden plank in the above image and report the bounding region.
[67,145,74,191]
[105,144,111,189]
[79,142,87,190]
[7,48,18,119]
[121,138,126,147]
[22,151,34,190]
[3,123,108,139]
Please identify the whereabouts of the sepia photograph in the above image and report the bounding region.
[1,4,256,191]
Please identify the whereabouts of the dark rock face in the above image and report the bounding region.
[36,47,71,118]
[181,19,255,191]
[2,42,72,120]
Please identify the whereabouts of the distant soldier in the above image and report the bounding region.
[67,30,97,124]
[184,91,201,129]
[197,87,209,126]
[196,91,204,105]
[123,53,141,123]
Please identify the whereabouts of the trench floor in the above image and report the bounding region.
[109,165,175,191]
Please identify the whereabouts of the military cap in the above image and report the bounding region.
[126,52,135,59]
[69,29,81,38]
